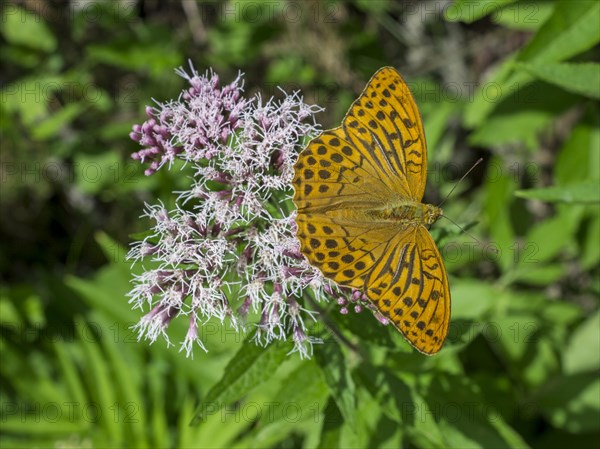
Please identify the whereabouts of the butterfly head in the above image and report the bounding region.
[423,204,443,225]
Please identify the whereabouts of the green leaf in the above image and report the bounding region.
[182,393,247,449]
[32,103,86,141]
[314,339,357,430]
[53,342,88,419]
[563,310,600,375]
[0,416,85,436]
[517,1,600,64]
[494,315,560,388]
[468,82,579,150]
[516,62,600,99]
[91,311,149,448]
[267,56,317,85]
[148,360,169,448]
[492,1,555,31]
[249,360,329,448]
[464,1,600,127]
[1,5,57,52]
[87,41,182,78]
[317,397,343,449]
[356,364,447,448]
[579,209,600,269]
[451,279,496,321]
[1,75,64,125]
[191,340,289,425]
[515,181,600,203]
[75,317,121,440]
[423,101,458,159]
[492,313,542,361]
[0,297,21,326]
[427,374,531,449]
[468,108,551,150]
[335,310,396,349]
[444,0,518,23]
[555,107,600,186]
[539,373,600,433]
[463,56,518,128]
[66,270,136,323]
[73,152,125,195]
[514,206,581,271]
[511,264,565,286]
[263,359,329,426]
[484,157,516,272]
[542,301,583,328]
[354,0,392,14]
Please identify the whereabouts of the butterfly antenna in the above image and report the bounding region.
[437,158,483,208]
[440,215,485,247]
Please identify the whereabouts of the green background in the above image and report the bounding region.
[1,1,598,448]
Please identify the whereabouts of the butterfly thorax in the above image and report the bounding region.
[365,201,443,226]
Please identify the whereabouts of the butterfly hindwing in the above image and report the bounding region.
[295,212,450,354]
[365,226,450,354]
[295,211,394,289]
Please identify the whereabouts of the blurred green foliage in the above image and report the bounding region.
[1,1,598,448]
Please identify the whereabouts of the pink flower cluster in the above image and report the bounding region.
[130,66,247,175]
[128,64,345,358]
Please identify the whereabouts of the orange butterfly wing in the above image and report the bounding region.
[293,67,450,354]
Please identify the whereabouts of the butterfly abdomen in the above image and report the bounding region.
[365,201,442,227]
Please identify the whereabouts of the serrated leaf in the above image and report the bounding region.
[191,340,289,425]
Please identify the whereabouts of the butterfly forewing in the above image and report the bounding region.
[293,66,450,355]
[343,67,428,200]
[293,129,393,213]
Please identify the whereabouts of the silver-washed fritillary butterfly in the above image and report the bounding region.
[292,66,450,354]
